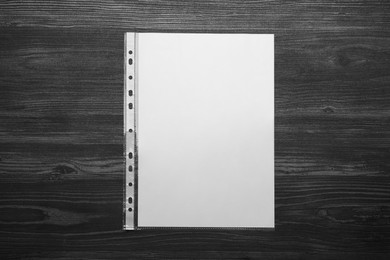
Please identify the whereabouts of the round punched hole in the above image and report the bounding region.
[128,58,133,65]
[129,50,133,55]
[128,197,133,203]
[128,152,133,159]
[128,182,133,187]
[128,103,133,109]
[128,208,132,212]
[128,75,133,80]
[128,165,133,172]
[129,129,133,133]
[129,90,133,96]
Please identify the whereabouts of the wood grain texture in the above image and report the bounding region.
[0,0,389,259]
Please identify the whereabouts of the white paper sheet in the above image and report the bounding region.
[137,33,274,228]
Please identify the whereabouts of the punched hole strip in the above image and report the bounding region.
[124,33,136,230]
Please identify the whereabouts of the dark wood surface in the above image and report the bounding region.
[1,1,389,259]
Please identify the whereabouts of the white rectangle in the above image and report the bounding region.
[132,33,274,228]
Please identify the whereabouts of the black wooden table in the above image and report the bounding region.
[0,1,389,259]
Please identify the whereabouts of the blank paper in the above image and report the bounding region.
[137,33,274,228]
